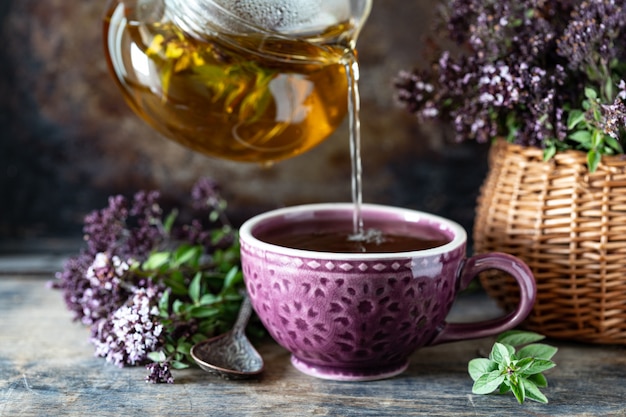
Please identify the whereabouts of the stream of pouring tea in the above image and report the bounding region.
[345,54,364,238]
[345,53,383,246]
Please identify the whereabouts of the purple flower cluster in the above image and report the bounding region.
[91,285,163,367]
[395,0,626,152]
[53,192,164,325]
[558,0,626,73]
[145,361,174,384]
[52,178,235,383]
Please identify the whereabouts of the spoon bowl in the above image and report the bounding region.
[191,296,264,379]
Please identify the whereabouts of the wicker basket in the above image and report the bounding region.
[474,139,626,344]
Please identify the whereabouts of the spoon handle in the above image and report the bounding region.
[233,295,253,336]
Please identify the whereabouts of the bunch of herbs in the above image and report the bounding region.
[395,0,626,171]
[52,178,255,383]
[469,330,558,404]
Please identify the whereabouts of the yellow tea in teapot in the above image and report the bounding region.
[103,2,354,164]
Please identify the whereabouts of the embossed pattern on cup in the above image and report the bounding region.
[242,244,464,380]
[239,203,536,381]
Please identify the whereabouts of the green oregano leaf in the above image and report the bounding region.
[223,266,242,291]
[147,351,167,363]
[162,209,178,234]
[468,358,498,381]
[173,244,201,267]
[585,86,598,100]
[521,359,557,376]
[591,130,603,148]
[189,272,202,304]
[567,109,586,129]
[143,252,171,271]
[497,330,545,347]
[527,373,548,388]
[522,378,548,404]
[517,343,558,360]
[171,360,190,370]
[543,145,557,161]
[472,370,506,395]
[490,342,512,364]
[512,357,535,374]
[172,299,184,314]
[158,290,170,318]
[468,331,557,404]
[587,149,601,172]
[605,135,623,153]
[188,305,221,319]
[199,293,219,305]
[510,377,526,404]
[164,274,189,296]
[568,130,592,145]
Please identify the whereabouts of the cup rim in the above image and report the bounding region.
[239,203,467,260]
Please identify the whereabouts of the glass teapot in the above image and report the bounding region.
[103,0,372,164]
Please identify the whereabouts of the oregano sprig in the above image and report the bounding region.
[52,177,256,383]
[468,330,558,404]
[140,242,245,372]
[395,0,626,172]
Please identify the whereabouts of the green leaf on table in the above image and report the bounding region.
[522,378,549,404]
[468,358,498,381]
[527,373,548,388]
[512,357,535,374]
[497,330,545,347]
[517,343,558,360]
[472,370,506,395]
[490,342,513,364]
[468,331,557,404]
[521,359,557,376]
[510,378,526,404]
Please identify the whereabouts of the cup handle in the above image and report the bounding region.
[428,252,536,346]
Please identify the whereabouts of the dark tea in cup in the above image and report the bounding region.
[253,217,451,253]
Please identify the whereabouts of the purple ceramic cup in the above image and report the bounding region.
[239,203,536,381]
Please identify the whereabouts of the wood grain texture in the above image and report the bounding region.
[2,277,626,417]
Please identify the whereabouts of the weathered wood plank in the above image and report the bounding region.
[1,278,626,417]
[0,239,80,276]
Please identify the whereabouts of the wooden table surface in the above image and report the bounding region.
[1,253,626,417]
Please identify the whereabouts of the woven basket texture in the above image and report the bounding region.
[474,140,626,344]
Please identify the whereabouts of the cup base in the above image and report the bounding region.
[290,356,409,382]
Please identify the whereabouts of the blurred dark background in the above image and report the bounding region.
[0,0,489,250]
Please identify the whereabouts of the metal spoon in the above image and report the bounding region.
[190,296,264,379]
